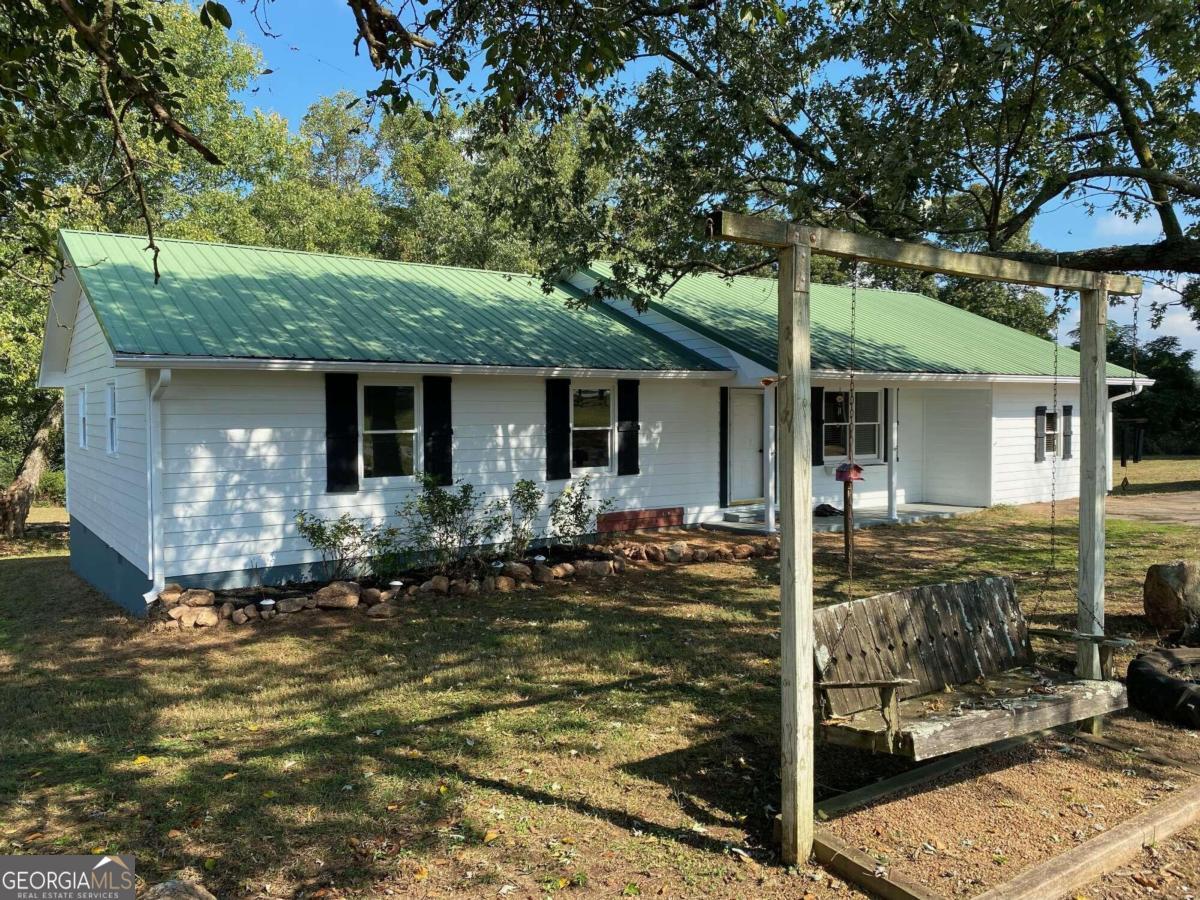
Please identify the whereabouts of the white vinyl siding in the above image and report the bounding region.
[991,383,1083,505]
[159,371,721,580]
[921,388,991,507]
[61,292,149,572]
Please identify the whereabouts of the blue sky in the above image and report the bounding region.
[226,1,1198,355]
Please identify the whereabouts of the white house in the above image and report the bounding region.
[39,231,1145,614]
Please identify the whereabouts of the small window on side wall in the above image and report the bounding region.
[362,384,417,478]
[572,386,612,469]
[105,382,118,455]
[78,385,88,449]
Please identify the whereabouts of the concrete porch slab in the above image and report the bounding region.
[704,502,982,536]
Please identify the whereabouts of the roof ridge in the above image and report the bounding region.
[58,229,548,281]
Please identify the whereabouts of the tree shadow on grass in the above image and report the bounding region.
[0,509,1189,895]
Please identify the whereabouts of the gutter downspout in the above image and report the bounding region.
[141,368,171,606]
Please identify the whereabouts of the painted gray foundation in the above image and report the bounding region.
[70,516,153,616]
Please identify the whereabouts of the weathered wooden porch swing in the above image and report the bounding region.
[707,210,1143,864]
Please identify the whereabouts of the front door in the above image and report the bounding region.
[730,390,764,503]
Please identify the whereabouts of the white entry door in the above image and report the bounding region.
[730,390,764,503]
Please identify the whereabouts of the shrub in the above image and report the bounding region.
[294,510,399,582]
[36,469,66,505]
[396,474,505,576]
[493,478,544,560]
[548,475,613,548]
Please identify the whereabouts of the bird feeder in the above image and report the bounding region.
[835,462,864,483]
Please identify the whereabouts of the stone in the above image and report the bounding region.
[732,544,755,560]
[276,596,305,614]
[752,541,769,557]
[231,608,249,626]
[665,541,692,564]
[219,601,235,620]
[361,587,383,606]
[430,575,451,594]
[1144,561,1200,642]
[450,579,469,595]
[532,565,556,584]
[182,589,216,607]
[365,602,400,618]
[480,576,496,592]
[624,544,645,561]
[158,584,185,607]
[167,605,187,621]
[764,535,781,554]
[611,556,626,573]
[577,559,614,577]
[494,575,517,593]
[550,562,574,578]
[192,607,219,628]
[692,547,709,563]
[644,544,664,563]
[261,608,275,620]
[144,881,218,900]
[504,562,532,581]
[243,603,260,620]
[303,595,319,609]
[313,581,361,609]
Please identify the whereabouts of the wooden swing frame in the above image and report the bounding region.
[707,210,1143,864]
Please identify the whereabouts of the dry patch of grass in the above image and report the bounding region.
[1,503,1198,897]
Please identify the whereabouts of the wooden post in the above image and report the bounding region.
[764,384,777,533]
[777,234,815,864]
[887,388,899,522]
[1077,286,1108,684]
[843,480,854,572]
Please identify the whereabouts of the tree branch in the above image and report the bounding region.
[991,238,1200,276]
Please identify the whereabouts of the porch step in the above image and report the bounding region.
[723,507,768,523]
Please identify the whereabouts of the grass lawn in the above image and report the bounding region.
[1113,454,1200,494]
[1,499,1198,898]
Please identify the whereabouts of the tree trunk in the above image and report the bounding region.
[0,397,64,538]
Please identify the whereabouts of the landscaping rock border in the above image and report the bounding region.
[152,535,780,629]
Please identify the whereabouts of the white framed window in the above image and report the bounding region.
[823,390,882,462]
[77,385,88,449]
[1044,409,1059,456]
[359,380,419,480]
[105,382,118,455]
[571,383,614,470]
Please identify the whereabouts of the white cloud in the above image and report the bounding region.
[1092,213,1163,242]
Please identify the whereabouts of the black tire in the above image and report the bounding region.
[1126,648,1200,729]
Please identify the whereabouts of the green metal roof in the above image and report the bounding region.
[590,264,1137,379]
[59,231,723,372]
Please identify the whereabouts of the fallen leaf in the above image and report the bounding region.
[484,829,500,844]
[414,866,429,882]
[133,755,152,766]
[221,772,238,781]
[261,790,277,799]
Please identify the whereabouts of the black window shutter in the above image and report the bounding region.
[811,386,825,466]
[1062,404,1073,461]
[1034,405,1047,462]
[616,379,640,476]
[423,375,453,485]
[546,378,571,480]
[882,388,890,462]
[325,373,359,493]
[718,387,729,507]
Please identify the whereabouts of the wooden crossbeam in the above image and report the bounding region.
[708,211,1143,295]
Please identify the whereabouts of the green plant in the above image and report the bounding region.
[36,469,65,505]
[294,510,399,582]
[396,474,506,576]
[548,475,613,548]
[492,478,544,560]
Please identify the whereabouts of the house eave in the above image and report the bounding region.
[110,354,733,380]
[811,370,1155,387]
